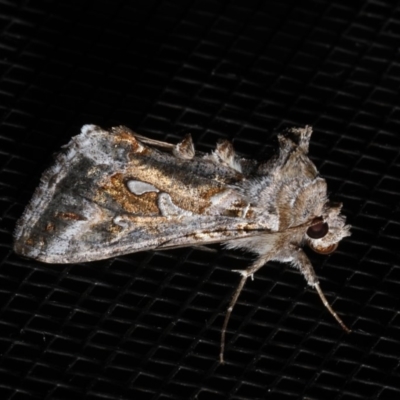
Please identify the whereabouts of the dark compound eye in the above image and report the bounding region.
[307,221,329,239]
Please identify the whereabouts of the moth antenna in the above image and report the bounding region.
[220,256,268,364]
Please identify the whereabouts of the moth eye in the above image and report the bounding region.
[309,242,338,255]
[306,221,329,239]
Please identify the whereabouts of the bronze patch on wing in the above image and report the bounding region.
[101,173,160,215]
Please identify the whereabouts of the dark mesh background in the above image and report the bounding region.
[1,1,400,399]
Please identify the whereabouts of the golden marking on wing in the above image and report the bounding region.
[100,173,160,215]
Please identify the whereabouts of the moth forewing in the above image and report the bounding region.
[13,124,351,362]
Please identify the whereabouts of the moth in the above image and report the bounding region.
[14,124,351,362]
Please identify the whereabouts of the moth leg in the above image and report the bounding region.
[220,255,269,364]
[293,248,351,334]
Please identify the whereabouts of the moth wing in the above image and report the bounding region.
[15,200,271,263]
[14,125,275,263]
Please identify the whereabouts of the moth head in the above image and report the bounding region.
[305,202,351,255]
